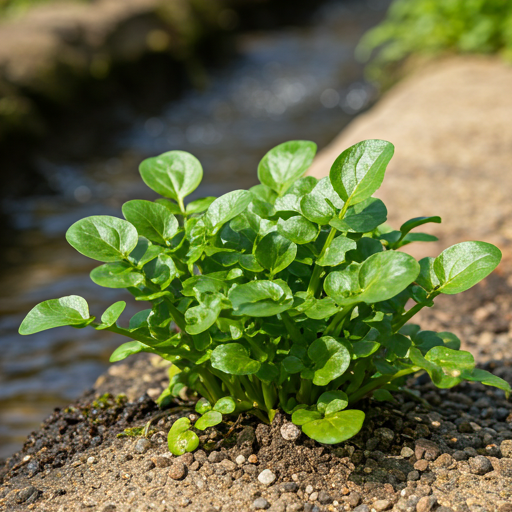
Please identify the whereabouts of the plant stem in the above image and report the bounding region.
[281,312,306,345]
[347,367,419,404]
[391,291,440,332]
[323,305,354,336]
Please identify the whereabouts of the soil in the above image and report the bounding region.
[2,57,512,512]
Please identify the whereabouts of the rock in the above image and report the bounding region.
[15,486,39,504]
[248,454,259,464]
[178,452,194,466]
[134,438,151,454]
[497,458,512,478]
[318,491,332,504]
[280,423,301,441]
[258,469,276,485]
[143,460,156,471]
[87,456,97,464]
[169,461,187,480]
[237,426,256,447]
[253,497,270,510]
[416,496,437,512]
[415,439,441,461]
[469,455,493,475]
[401,447,415,458]
[151,456,171,468]
[414,460,429,472]
[433,453,453,468]
[236,455,246,465]
[305,485,314,494]
[309,492,318,501]
[347,493,361,507]
[374,428,395,443]
[407,470,420,481]
[208,451,225,463]
[219,459,237,472]
[102,505,116,512]
[452,450,467,461]
[498,504,512,512]
[353,505,370,512]
[372,500,392,511]
[279,482,299,493]
[500,439,512,458]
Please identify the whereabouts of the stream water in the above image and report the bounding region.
[0,0,389,458]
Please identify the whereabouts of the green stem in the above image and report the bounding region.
[323,305,354,336]
[262,382,277,411]
[196,368,224,403]
[281,312,306,345]
[296,378,312,404]
[391,291,440,333]
[347,367,419,404]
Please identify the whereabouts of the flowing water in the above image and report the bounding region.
[0,0,389,458]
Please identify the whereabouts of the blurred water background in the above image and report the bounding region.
[0,0,389,458]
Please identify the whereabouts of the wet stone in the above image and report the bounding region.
[469,455,493,475]
[134,438,151,454]
[169,461,187,480]
[318,490,332,504]
[253,497,271,509]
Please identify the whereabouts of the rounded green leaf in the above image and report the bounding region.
[213,396,236,414]
[316,235,357,267]
[139,150,203,202]
[277,215,318,244]
[331,197,387,233]
[463,368,511,396]
[97,301,126,329]
[308,336,351,386]
[291,408,322,426]
[255,232,297,275]
[258,141,317,195]
[195,397,212,415]
[19,295,91,335]
[109,341,146,362]
[434,241,502,294]
[66,216,138,262]
[122,200,178,245]
[185,293,223,335]
[358,251,420,303]
[167,417,200,455]
[317,390,349,415]
[330,139,394,206]
[399,216,441,237]
[228,280,293,317]
[282,356,305,374]
[186,197,216,215]
[204,190,252,235]
[211,343,261,375]
[301,409,365,444]
[424,346,475,373]
[195,410,223,430]
[90,262,144,288]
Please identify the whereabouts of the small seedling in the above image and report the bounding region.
[19,139,510,451]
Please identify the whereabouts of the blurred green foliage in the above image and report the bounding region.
[357,0,512,81]
[0,0,85,18]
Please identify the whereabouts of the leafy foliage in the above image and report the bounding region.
[19,139,508,451]
[357,0,512,81]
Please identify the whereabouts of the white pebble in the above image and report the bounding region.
[280,423,301,441]
[87,456,96,465]
[236,455,246,465]
[401,447,414,458]
[258,469,276,485]
[305,485,314,494]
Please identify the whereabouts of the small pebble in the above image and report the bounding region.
[414,460,429,472]
[280,482,299,493]
[353,505,370,512]
[134,438,151,454]
[152,456,171,468]
[318,490,332,504]
[372,499,392,511]
[220,459,237,472]
[87,456,97,465]
[415,439,441,461]
[407,470,420,481]
[280,423,301,441]
[416,496,437,512]
[309,491,319,502]
[178,452,194,466]
[500,440,512,458]
[258,469,276,485]
[143,460,155,472]
[253,497,270,510]
[15,486,39,504]
[469,455,493,475]
[401,447,415,458]
[248,454,259,464]
[208,451,224,463]
[236,455,246,465]
[305,485,314,494]
[169,461,187,480]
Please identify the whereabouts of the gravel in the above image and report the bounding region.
[258,469,276,485]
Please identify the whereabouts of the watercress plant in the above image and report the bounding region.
[19,139,510,453]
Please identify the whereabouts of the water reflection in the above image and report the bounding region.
[0,0,388,459]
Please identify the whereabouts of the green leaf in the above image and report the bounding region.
[128,238,165,267]
[400,216,441,237]
[317,390,348,415]
[211,343,261,375]
[301,410,365,444]
[255,232,297,275]
[323,263,361,305]
[228,280,293,317]
[109,341,147,362]
[425,346,475,372]
[167,417,200,456]
[96,301,126,329]
[213,396,236,414]
[413,330,445,352]
[195,410,223,430]
[304,297,339,320]
[434,241,502,294]
[204,190,252,235]
[19,295,91,335]
[291,408,322,426]
[463,368,511,396]
[144,254,179,288]
[185,293,224,335]
[330,139,394,206]
[282,356,305,374]
[90,262,144,288]
[66,216,138,262]
[416,257,440,292]
[357,251,420,303]
[330,198,387,233]
[372,389,396,403]
[300,178,343,225]
[285,176,318,196]
[139,150,202,203]
[316,236,357,267]
[239,254,265,272]
[122,200,178,245]
[186,197,216,215]
[308,336,351,386]
[258,140,317,195]
[277,215,318,244]
[195,397,212,414]
[437,331,461,350]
